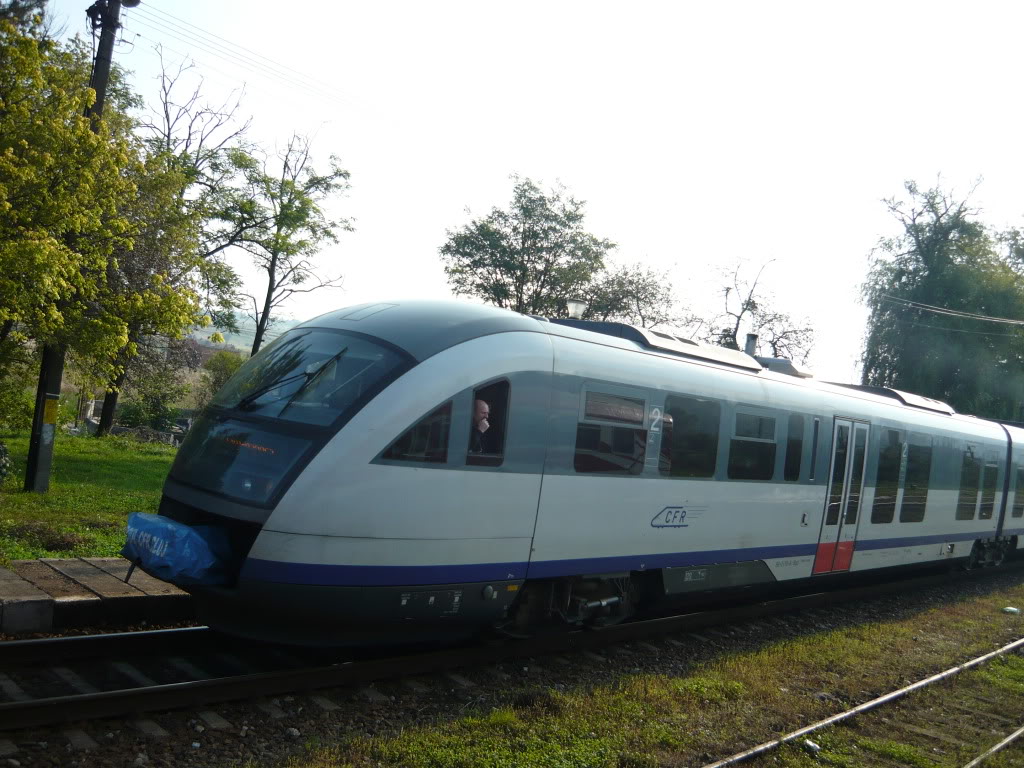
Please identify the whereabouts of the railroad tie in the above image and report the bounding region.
[636,641,662,653]
[63,729,99,750]
[111,661,157,687]
[52,667,99,694]
[310,695,339,711]
[133,720,169,738]
[0,739,17,758]
[256,702,287,719]
[0,673,29,701]
[360,686,390,704]
[198,711,233,730]
[403,679,429,693]
[583,651,607,663]
[445,672,475,689]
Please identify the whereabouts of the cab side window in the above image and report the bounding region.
[468,380,510,467]
[382,402,452,463]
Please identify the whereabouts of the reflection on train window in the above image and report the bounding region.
[809,417,821,480]
[871,429,903,524]
[784,414,804,482]
[468,380,509,467]
[979,462,999,519]
[825,423,850,526]
[382,402,452,463]
[843,427,868,525]
[659,395,720,478]
[727,412,776,481]
[899,437,932,523]
[584,392,645,425]
[955,450,981,520]
[1013,468,1024,518]
[575,423,646,474]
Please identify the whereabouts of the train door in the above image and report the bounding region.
[813,418,869,574]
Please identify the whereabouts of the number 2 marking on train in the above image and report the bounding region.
[649,406,662,433]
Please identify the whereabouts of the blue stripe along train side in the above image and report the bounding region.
[127,300,1024,645]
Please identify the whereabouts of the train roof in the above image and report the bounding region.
[302,299,976,426]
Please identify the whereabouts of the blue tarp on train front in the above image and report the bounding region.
[122,512,232,586]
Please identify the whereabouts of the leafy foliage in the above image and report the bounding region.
[582,263,678,328]
[862,182,1024,419]
[0,21,136,366]
[228,133,351,355]
[195,348,246,409]
[441,177,615,316]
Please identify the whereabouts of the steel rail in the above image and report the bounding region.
[700,636,1024,767]
[962,722,1024,768]
[0,563,1018,730]
[0,626,215,667]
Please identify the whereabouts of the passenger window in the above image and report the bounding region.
[659,395,720,478]
[727,411,776,481]
[382,402,452,463]
[784,414,804,482]
[900,436,932,523]
[575,391,646,475]
[468,380,509,467]
[955,450,981,521]
[1013,468,1024,518]
[871,430,903,524]
[979,462,999,520]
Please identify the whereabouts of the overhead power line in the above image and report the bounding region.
[123,10,349,108]
[141,2,343,97]
[882,295,1024,327]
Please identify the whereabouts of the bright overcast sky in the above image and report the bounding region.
[45,0,1024,381]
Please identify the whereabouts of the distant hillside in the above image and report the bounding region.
[191,314,301,354]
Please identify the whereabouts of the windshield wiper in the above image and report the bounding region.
[280,346,348,413]
[233,345,348,412]
[234,370,309,411]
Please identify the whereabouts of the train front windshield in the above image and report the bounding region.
[170,328,409,506]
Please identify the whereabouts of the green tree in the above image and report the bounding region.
[0,21,136,369]
[861,182,1024,419]
[582,263,678,328]
[441,177,615,316]
[196,348,245,409]
[228,133,351,355]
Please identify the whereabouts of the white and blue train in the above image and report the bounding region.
[138,300,1024,644]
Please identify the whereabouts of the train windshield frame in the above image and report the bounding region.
[170,327,414,507]
[211,328,410,427]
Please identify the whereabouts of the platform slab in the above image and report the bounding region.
[86,557,187,597]
[0,566,54,634]
[10,560,98,628]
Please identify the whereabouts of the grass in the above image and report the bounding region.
[279,577,1024,768]
[0,430,176,566]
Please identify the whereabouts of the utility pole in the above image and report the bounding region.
[23,0,130,492]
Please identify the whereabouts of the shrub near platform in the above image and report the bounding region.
[0,432,176,566]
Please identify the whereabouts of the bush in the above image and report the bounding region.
[0,386,34,431]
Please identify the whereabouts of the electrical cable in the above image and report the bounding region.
[141,1,343,96]
[123,14,348,108]
[128,5,350,107]
[881,295,1024,327]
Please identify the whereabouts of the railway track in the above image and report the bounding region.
[0,565,1018,732]
[707,634,1024,767]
